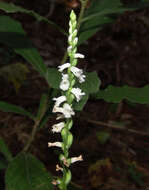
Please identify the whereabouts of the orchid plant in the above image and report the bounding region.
[48,10,85,190]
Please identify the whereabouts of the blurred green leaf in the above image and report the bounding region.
[0,1,67,35]
[93,85,149,103]
[128,163,144,187]
[0,16,47,77]
[36,94,48,121]
[79,0,149,45]
[97,131,110,145]
[0,63,30,92]
[0,101,34,120]
[0,138,12,162]
[5,152,53,190]
[78,71,101,94]
[46,68,61,89]
[73,94,89,111]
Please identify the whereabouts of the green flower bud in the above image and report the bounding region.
[68,120,73,130]
[66,132,73,149]
[70,10,76,23]
[65,169,72,185]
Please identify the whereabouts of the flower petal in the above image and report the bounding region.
[51,122,65,133]
[71,88,85,102]
[71,155,83,164]
[60,74,70,91]
[74,53,85,59]
[48,142,62,148]
[58,63,70,72]
[53,96,67,107]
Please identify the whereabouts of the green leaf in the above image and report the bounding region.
[0,101,34,120]
[0,63,30,92]
[73,72,100,111]
[73,94,89,111]
[0,16,47,77]
[78,16,113,45]
[0,138,12,162]
[93,85,149,103]
[46,68,61,89]
[79,0,148,45]
[36,94,48,121]
[5,153,53,190]
[0,2,67,36]
[78,71,101,94]
[96,131,110,145]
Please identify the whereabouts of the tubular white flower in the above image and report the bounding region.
[67,46,72,53]
[51,122,65,133]
[74,53,85,59]
[73,37,78,46]
[53,103,74,118]
[53,105,64,114]
[70,66,86,83]
[48,142,62,148]
[53,96,67,107]
[70,155,83,164]
[68,33,73,43]
[63,103,75,118]
[60,74,70,91]
[78,74,86,83]
[58,63,71,72]
[71,88,85,102]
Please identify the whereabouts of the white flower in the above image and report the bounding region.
[63,103,75,118]
[71,155,83,164]
[71,88,85,102]
[73,29,77,36]
[53,105,64,114]
[53,96,67,107]
[78,74,86,83]
[74,53,85,59]
[67,46,72,53]
[60,74,70,91]
[51,122,65,133]
[48,142,62,148]
[58,63,70,72]
[53,103,75,118]
[70,66,86,83]
[73,37,78,45]
[68,33,73,43]
[56,164,63,172]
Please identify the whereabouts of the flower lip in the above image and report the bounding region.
[51,122,65,133]
[60,74,70,91]
[52,103,75,118]
[48,142,62,148]
[74,53,85,59]
[71,88,85,102]
[53,96,67,107]
[71,155,83,164]
[70,66,86,83]
[58,63,71,72]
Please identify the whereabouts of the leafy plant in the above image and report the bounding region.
[0,0,148,189]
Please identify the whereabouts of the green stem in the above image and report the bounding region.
[60,0,89,66]
[23,119,40,152]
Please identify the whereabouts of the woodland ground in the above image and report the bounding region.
[1,0,149,189]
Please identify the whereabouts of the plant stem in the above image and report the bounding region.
[23,120,40,152]
[60,0,89,66]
